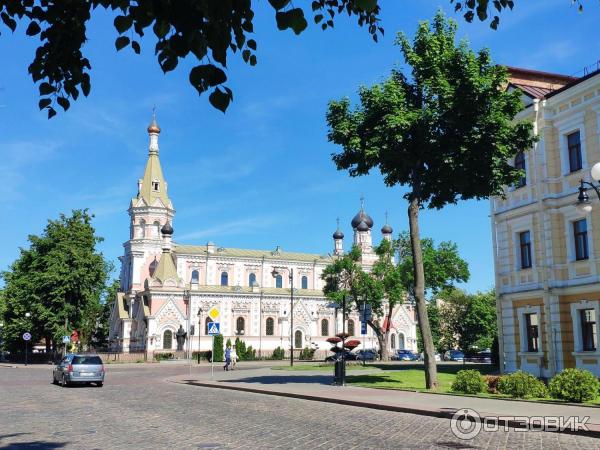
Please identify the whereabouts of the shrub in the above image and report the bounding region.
[213,334,224,362]
[451,369,486,394]
[549,368,600,403]
[299,347,316,360]
[484,375,501,394]
[192,351,212,361]
[497,371,547,399]
[154,352,174,361]
[245,346,257,360]
[271,346,285,360]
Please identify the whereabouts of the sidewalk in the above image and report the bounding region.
[170,365,600,437]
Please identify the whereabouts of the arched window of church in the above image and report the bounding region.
[266,317,274,336]
[163,330,172,350]
[391,333,396,349]
[191,270,199,284]
[221,272,229,286]
[236,317,245,335]
[275,274,283,288]
[149,258,158,277]
[249,273,257,287]
[138,219,146,238]
[347,319,355,336]
[398,333,405,350]
[205,317,213,335]
[154,221,161,237]
[301,276,308,289]
[321,319,329,336]
[294,330,302,349]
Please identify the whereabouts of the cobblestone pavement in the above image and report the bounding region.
[2,364,600,449]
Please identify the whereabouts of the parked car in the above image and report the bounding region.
[325,351,357,362]
[52,354,105,387]
[465,351,492,363]
[355,349,379,361]
[418,352,441,361]
[391,350,420,361]
[443,350,465,362]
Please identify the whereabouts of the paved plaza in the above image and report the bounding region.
[2,362,600,449]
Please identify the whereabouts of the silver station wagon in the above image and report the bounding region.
[52,354,105,387]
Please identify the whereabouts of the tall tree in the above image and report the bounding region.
[457,289,497,352]
[326,12,535,388]
[1,210,111,352]
[0,0,560,116]
[92,279,120,349]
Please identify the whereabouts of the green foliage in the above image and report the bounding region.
[192,351,212,361]
[549,369,600,403]
[213,334,224,362]
[154,352,174,361]
[451,369,486,394]
[226,338,232,348]
[416,302,440,353]
[498,371,548,399]
[299,347,316,360]
[271,346,285,360]
[0,210,111,352]
[245,345,257,361]
[92,279,120,349]
[397,234,470,299]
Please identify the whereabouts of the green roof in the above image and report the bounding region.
[188,285,325,297]
[173,245,332,263]
[153,251,180,283]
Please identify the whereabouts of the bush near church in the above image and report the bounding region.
[271,346,285,360]
[549,368,600,403]
[451,369,486,394]
[497,371,548,399]
[299,347,316,360]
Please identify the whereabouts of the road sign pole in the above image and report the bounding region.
[25,339,28,366]
[211,335,214,380]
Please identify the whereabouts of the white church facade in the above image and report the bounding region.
[108,118,417,359]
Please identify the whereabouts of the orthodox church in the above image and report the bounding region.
[108,118,417,358]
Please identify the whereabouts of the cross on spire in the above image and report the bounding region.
[360,195,365,210]
[336,217,340,229]
[385,210,388,224]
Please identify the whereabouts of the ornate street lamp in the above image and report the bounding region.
[576,162,600,213]
[197,307,203,363]
[272,267,294,366]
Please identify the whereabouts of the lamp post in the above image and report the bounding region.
[575,162,600,213]
[25,312,31,366]
[0,322,4,361]
[259,288,263,359]
[197,307,203,363]
[272,267,294,366]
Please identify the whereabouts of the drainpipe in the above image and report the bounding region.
[490,204,505,374]
[534,98,556,377]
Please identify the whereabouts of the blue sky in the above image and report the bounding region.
[0,0,599,293]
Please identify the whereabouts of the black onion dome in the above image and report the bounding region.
[351,210,373,229]
[356,220,369,232]
[161,221,174,236]
[333,229,344,239]
[381,224,393,234]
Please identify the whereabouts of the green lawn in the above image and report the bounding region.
[271,363,374,371]
[347,369,457,391]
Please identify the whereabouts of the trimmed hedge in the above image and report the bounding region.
[549,368,600,403]
[271,346,285,360]
[299,347,316,361]
[451,369,486,394]
[213,334,224,362]
[498,371,547,399]
[154,352,174,361]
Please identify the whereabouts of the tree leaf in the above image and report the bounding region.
[247,39,257,50]
[131,40,141,54]
[115,36,130,51]
[114,15,132,34]
[38,98,51,110]
[209,87,232,113]
[25,21,41,36]
[47,106,57,119]
[39,82,54,95]
[268,0,291,10]
[355,0,377,13]
[57,96,70,111]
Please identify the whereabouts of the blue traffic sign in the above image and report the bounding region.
[22,332,31,341]
[62,336,70,344]
[207,322,220,335]
[361,322,367,335]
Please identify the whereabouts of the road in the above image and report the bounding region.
[1,363,599,449]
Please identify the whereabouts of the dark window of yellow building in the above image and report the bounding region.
[519,231,532,269]
[514,152,526,188]
[580,309,596,351]
[525,313,539,352]
[568,131,582,172]
[574,219,589,261]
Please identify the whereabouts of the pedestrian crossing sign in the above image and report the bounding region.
[208,307,220,320]
[207,322,220,335]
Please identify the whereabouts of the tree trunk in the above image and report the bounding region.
[367,321,388,361]
[408,197,438,389]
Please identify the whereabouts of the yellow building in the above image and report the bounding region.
[493,66,600,377]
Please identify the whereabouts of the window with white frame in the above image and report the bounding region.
[580,309,597,351]
[514,152,526,188]
[573,219,589,261]
[524,313,539,352]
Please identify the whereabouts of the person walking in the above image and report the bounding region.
[224,345,231,371]
[230,346,238,370]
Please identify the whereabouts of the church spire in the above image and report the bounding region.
[138,111,171,208]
